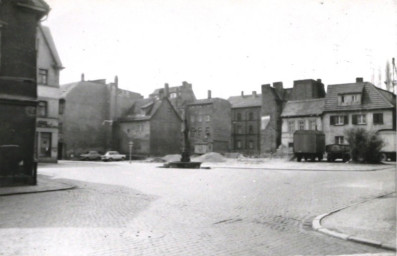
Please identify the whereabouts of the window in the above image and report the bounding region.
[288,120,295,133]
[309,120,317,130]
[205,115,210,122]
[248,112,254,121]
[58,122,63,133]
[248,140,254,149]
[198,116,202,122]
[237,113,242,121]
[298,120,305,130]
[335,136,344,144]
[170,92,177,99]
[39,132,51,157]
[373,113,384,125]
[190,115,195,123]
[59,99,65,115]
[205,127,210,137]
[197,127,202,137]
[248,125,253,134]
[190,128,196,137]
[330,115,348,125]
[352,114,366,125]
[37,101,47,117]
[236,140,242,149]
[38,69,48,85]
[236,125,242,134]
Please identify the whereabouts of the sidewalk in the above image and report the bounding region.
[0,174,75,196]
[313,192,396,251]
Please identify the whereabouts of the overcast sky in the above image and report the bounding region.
[42,0,397,99]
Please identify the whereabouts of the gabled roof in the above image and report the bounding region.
[227,94,262,108]
[324,82,395,112]
[281,98,325,117]
[60,81,102,98]
[120,98,181,121]
[39,25,63,69]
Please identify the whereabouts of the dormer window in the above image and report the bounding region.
[338,93,361,106]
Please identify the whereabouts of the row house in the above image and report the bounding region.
[187,91,231,154]
[59,75,142,159]
[36,25,63,163]
[116,85,182,156]
[323,78,396,145]
[0,0,50,185]
[228,91,262,155]
[280,79,326,149]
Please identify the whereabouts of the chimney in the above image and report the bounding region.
[164,83,169,98]
[316,79,322,84]
[241,91,244,97]
[114,76,118,87]
[158,89,164,99]
[356,77,364,83]
[208,90,212,99]
[252,91,257,97]
[81,73,85,81]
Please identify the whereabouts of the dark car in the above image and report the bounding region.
[80,151,102,161]
[326,144,350,162]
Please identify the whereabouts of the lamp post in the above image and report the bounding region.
[128,141,133,163]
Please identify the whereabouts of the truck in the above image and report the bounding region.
[293,130,325,162]
[377,129,396,161]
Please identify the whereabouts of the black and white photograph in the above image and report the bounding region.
[0,0,396,255]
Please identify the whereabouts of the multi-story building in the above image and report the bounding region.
[280,79,326,149]
[116,85,182,156]
[36,25,63,162]
[149,81,196,115]
[187,91,231,154]
[0,0,50,185]
[280,98,325,148]
[58,75,142,158]
[323,78,396,145]
[228,91,262,155]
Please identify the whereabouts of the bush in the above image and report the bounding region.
[345,128,384,163]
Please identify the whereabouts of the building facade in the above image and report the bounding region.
[116,93,182,156]
[187,91,231,154]
[323,78,396,145]
[228,91,262,155]
[280,98,324,149]
[36,25,63,162]
[58,76,142,158]
[0,0,50,185]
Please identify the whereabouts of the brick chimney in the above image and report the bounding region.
[81,73,85,81]
[114,75,118,87]
[164,83,169,98]
[208,90,212,99]
[356,77,364,83]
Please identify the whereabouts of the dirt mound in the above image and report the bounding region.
[162,154,181,162]
[193,152,226,163]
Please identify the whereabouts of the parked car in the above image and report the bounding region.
[80,151,102,161]
[293,130,325,162]
[326,144,350,162]
[101,151,126,161]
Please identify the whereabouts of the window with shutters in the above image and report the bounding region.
[335,136,344,144]
[373,113,384,125]
[352,114,366,125]
[330,115,348,126]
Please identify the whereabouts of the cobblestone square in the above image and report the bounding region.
[0,161,394,256]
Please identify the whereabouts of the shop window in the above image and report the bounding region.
[39,132,51,157]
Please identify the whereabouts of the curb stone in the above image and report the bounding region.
[312,192,396,251]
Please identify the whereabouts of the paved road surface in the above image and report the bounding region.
[0,161,394,256]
